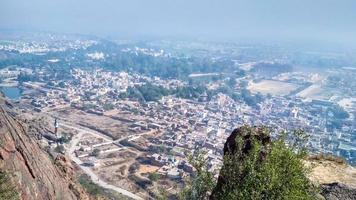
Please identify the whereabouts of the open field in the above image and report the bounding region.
[52,108,141,140]
[296,84,334,100]
[188,73,219,78]
[297,84,322,98]
[248,80,299,96]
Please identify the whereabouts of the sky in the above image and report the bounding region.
[1,0,356,45]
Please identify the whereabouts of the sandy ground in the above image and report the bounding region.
[307,160,356,188]
[297,84,322,98]
[53,108,138,139]
[138,165,159,174]
[248,80,298,96]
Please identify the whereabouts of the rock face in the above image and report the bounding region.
[210,126,271,199]
[0,102,89,200]
[320,183,356,200]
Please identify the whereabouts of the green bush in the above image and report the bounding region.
[54,145,65,154]
[148,172,161,182]
[91,149,100,157]
[0,171,19,200]
[179,153,215,200]
[181,126,317,200]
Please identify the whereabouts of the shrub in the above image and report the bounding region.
[0,171,19,200]
[91,149,100,157]
[148,172,160,182]
[54,145,65,154]
[181,126,318,200]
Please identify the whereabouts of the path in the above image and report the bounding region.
[66,123,144,200]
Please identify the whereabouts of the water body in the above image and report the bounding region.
[1,87,22,100]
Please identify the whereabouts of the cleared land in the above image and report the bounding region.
[248,80,299,96]
[188,73,219,78]
[296,84,334,100]
[297,84,322,98]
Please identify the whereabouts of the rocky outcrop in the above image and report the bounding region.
[0,100,89,200]
[211,126,356,200]
[320,183,356,200]
[210,126,271,199]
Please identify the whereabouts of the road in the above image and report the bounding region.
[66,123,144,200]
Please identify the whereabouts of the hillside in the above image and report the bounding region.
[0,97,89,200]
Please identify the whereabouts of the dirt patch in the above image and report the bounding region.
[307,160,356,188]
[138,165,159,174]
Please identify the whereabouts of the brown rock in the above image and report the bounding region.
[210,126,271,199]
[0,102,89,200]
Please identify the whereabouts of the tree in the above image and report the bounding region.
[57,136,71,144]
[148,172,160,182]
[54,145,65,154]
[181,126,317,200]
[103,103,114,111]
[91,149,100,157]
[180,152,215,200]
[58,81,66,88]
[239,80,248,89]
[329,105,349,119]
[227,77,236,88]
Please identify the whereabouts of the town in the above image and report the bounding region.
[1,36,356,199]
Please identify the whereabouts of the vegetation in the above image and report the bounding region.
[180,126,317,200]
[136,83,170,102]
[174,85,207,100]
[119,83,208,102]
[119,83,169,102]
[103,103,115,111]
[0,171,19,200]
[91,148,101,157]
[148,172,161,182]
[251,62,293,77]
[57,133,72,144]
[118,80,265,107]
[54,145,65,154]
[179,153,215,200]
[1,40,237,80]
[17,72,37,83]
[328,105,349,119]
[78,174,102,196]
[78,174,130,200]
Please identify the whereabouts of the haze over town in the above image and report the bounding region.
[0,1,356,199]
[1,0,356,45]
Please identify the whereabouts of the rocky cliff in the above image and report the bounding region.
[0,98,89,200]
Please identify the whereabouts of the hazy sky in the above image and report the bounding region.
[1,0,356,44]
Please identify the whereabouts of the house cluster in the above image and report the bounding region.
[18,67,356,167]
